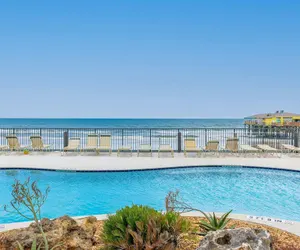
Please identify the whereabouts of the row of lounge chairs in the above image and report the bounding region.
[0,135,52,152]
[1,135,299,157]
[184,138,300,157]
[62,135,174,157]
[0,134,173,157]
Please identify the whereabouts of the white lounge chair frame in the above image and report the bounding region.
[220,138,239,157]
[97,135,112,155]
[138,144,152,157]
[63,138,80,155]
[0,145,8,153]
[201,140,219,157]
[6,135,29,153]
[30,135,51,152]
[184,138,201,157]
[239,144,261,157]
[82,134,98,154]
[158,144,174,158]
[256,144,280,157]
[282,144,300,156]
[117,145,133,156]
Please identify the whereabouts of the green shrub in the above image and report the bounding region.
[102,205,189,250]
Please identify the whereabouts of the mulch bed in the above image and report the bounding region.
[178,217,300,250]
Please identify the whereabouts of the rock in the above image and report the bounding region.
[0,215,99,250]
[197,228,273,250]
[80,216,97,239]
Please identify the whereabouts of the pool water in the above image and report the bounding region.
[0,167,299,223]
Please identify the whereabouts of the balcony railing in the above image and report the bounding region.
[244,120,300,127]
[244,120,263,125]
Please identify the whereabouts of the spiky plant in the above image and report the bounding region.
[165,191,234,235]
[198,210,232,235]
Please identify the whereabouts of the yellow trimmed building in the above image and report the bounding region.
[244,111,300,127]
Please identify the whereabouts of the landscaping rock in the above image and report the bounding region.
[197,228,273,250]
[0,215,99,250]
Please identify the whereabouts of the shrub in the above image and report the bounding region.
[102,205,189,250]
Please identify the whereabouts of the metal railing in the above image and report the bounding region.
[244,120,300,127]
[0,127,299,151]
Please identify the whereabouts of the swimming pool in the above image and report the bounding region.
[0,167,299,223]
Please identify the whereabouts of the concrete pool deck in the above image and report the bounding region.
[0,153,300,172]
[0,154,299,235]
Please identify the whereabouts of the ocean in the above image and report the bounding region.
[0,118,244,128]
[0,118,293,152]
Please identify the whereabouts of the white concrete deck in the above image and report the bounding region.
[0,153,300,172]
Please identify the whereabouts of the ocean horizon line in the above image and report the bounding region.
[0,118,244,129]
[0,117,244,120]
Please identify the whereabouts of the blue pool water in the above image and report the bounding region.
[0,167,299,223]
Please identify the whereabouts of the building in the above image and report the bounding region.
[244,110,300,127]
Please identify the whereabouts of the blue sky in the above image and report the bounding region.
[0,1,299,118]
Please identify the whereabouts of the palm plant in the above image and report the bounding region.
[198,210,232,235]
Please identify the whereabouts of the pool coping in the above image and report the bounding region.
[0,154,300,172]
[1,212,299,236]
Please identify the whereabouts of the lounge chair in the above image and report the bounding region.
[184,138,201,157]
[282,144,300,155]
[30,135,51,152]
[63,138,80,155]
[256,144,280,157]
[158,144,174,158]
[82,134,98,153]
[221,138,239,156]
[6,135,29,152]
[239,144,261,157]
[0,145,8,152]
[117,145,132,156]
[257,144,278,152]
[97,135,112,155]
[204,140,219,151]
[0,144,8,155]
[201,140,219,156]
[137,144,152,157]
